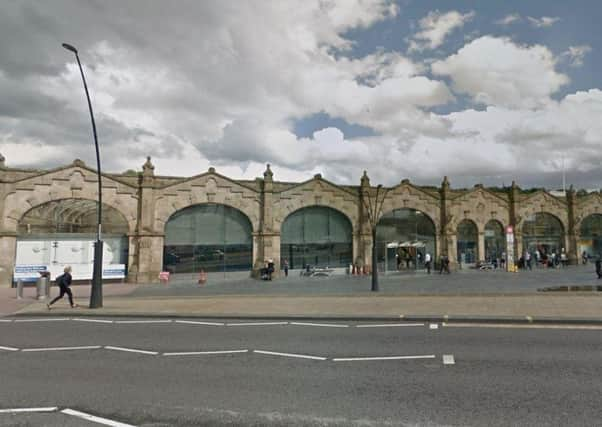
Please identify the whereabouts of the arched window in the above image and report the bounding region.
[484,220,504,262]
[280,206,352,270]
[579,214,602,258]
[457,220,478,264]
[376,209,436,272]
[163,204,253,273]
[16,199,129,280]
[521,212,564,258]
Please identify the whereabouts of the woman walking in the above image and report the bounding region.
[47,266,78,309]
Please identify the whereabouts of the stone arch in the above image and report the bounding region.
[516,192,568,233]
[577,213,602,257]
[376,208,437,271]
[520,212,565,257]
[153,177,261,234]
[6,193,137,235]
[279,205,353,270]
[162,203,254,274]
[379,187,441,237]
[484,219,505,262]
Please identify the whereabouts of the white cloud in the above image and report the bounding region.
[431,36,569,108]
[562,45,592,67]
[527,16,560,28]
[408,10,475,52]
[495,14,521,25]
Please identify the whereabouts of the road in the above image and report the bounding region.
[1,318,601,426]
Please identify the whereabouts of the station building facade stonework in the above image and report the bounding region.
[1,153,601,286]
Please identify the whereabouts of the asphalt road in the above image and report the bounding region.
[1,318,601,426]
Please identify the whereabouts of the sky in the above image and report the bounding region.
[1,0,601,190]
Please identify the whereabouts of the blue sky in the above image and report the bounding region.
[0,0,601,189]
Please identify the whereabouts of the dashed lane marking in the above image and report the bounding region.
[443,323,602,330]
[71,318,114,324]
[61,408,135,427]
[443,354,455,365]
[0,319,13,322]
[429,323,439,329]
[290,322,349,328]
[0,407,58,414]
[356,323,424,328]
[0,345,19,351]
[14,318,69,322]
[163,349,249,356]
[332,354,436,362]
[175,320,224,326]
[104,346,158,355]
[21,345,101,352]
[226,322,289,327]
[114,320,173,324]
[254,349,327,361]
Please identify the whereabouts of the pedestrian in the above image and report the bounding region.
[500,252,506,270]
[535,249,540,268]
[525,251,532,270]
[582,251,588,265]
[424,252,431,274]
[560,250,567,268]
[267,258,275,280]
[596,256,602,279]
[283,259,289,277]
[47,266,77,309]
[444,255,451,274]
[439,255,445,274]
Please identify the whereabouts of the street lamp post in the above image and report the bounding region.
[62,42,103,308]
[362,183,388,292]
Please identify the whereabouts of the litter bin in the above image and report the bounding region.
[36,276,50,300]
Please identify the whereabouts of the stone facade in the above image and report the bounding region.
[1,154,600,286]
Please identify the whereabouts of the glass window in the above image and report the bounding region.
[579,214,602,258]
[280,206,352,269]
[521,212,564,259]
[457,220,478,264]
[376,209,436,271]
[164,204,252,273]
[484,220,504,262]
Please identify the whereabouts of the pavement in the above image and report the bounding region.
[5,265,602,323]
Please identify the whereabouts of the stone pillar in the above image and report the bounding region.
[509,181,520,260]
[0,234,16,287]
[566,186,578,265]
[439,176,456,270]
[477,231,485,262]
[358,171,373,271]
[254,165,280,277]
[135,234,164,283]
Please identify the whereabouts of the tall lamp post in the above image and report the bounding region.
[361,184,388,292]
[62,42,103,308]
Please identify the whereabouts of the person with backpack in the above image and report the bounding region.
[47,266,78,309]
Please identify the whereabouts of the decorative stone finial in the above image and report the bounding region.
[441,176,450,190]
[474,183,483,189]
[72,159,86,167]
[263,164,273,181]
[208,167,216,174]
[361,170,370,187]
[401,178,410,185]
[511,180,518,190]
[0,152,5,168]
[314,173,322,180]
[142,156,155,176]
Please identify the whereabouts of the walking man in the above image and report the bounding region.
[47,266,77,309]
[283,259,289,277]
[595,255,601,279]
[424,252,431,274]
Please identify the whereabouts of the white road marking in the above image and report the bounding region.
[61,408,135,427]
[442,323,602,330]
[0,407,58,413]
[429,323,439,329]
[333,354,436,362]
[175,320,224,326]
[254,349,327,361]
[163,349,249,356]
[114,320,172,324]
[356,323,424,328]
[72,318,114,324]
[443,354,455,365]
[21,345,101,352]
[226,322,288,327]
[0,319,13,322]
[14,318,69,322]
[290,322,349,328]
[0,345,19,351]
[104,346,158,355]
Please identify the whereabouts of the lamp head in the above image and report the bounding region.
[62,43,78,54]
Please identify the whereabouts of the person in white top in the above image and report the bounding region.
[424,252,432,274]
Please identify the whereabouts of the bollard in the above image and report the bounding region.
[36,276,49,300]
[16,279,23,299]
